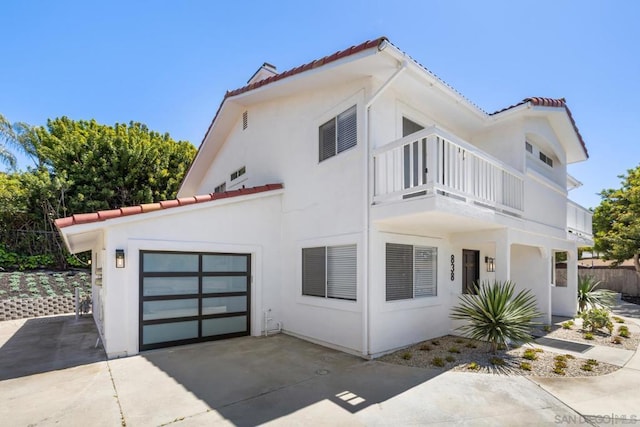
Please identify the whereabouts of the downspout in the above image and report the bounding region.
[362,51,408,358]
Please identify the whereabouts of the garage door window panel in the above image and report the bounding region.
[142,321,199,345]
[202,276,247,293]
[143,253,199,272]
[202,316,247,337]
[142,277,199,296]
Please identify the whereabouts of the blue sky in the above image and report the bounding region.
[1,1,638,209]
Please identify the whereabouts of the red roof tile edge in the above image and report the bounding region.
[54,183,284,229]
[490,97,588,158]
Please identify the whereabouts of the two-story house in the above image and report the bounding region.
[55,37,593,359]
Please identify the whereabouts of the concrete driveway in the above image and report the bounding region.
[0,315,589,427]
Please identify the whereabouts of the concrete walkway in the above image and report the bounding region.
[530,301,640,425]
[1,304,639,426]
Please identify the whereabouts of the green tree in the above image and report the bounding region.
[0,115,196,269]
[34,117,196,214]
[593,164,640,274]
[0,114,18,169]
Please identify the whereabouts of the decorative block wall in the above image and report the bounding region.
[0,295,90,321]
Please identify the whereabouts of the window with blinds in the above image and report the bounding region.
[319,105,357,162]
[302,244,357,301]
[386,243,437,301]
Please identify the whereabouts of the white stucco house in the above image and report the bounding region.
[55,37,593,359]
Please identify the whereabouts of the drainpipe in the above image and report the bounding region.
[362,54,407,358]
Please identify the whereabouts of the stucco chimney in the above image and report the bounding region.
[247,62,278,84]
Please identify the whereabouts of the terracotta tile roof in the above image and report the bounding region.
[198,37,387,150]
[491,97,588,158]
[226,37,387,98]
[54,183,283,229]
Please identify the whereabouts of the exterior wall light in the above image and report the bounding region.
[485,256,495,272]
[115,249,125,268]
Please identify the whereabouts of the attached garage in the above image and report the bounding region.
[54,184,284,358]
[140,251,251,350]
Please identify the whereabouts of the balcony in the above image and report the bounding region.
[373,126,525,217]
[567,200,593,245]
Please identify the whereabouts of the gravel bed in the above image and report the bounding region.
[379,335,621,377]
[538,317,640,351]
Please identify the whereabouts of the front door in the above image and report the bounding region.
[462,250,480,294]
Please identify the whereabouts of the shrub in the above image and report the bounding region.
[445,355,456,363]
[564,354,575,359]
[578,276,616,313]
[523,349,538,360]
[448,347,460,354]
[419,344,431,351]
[587,359,599,366]
[542,325,552,332]
[612,336,622,344]
[431,340,440,346]
[454,338,464,344]
[431,357,445,367]
[561,321,573,329]
[450,281,541,352]
[467,362,479,370]
[520,362,532,371]
[580,364,593,371]
[580,308,613,334]
[554,355,567,362]
[555,360,568,369]
[613,316,625,324]
[401,352,412,360]
[534,348,544,353]
[584,332,594,340]
[618,325,630,338]
[553,367,566,375]
[465,342,477,349]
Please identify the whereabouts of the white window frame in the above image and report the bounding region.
[318,105,357,162]
[385,243,437,302]
[302,244,357,301]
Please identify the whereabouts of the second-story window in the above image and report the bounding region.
[214,182,226,193]
[525,141,533,153]
[230,166,246,182]
[539,151,553,167]
[319,105,357,162]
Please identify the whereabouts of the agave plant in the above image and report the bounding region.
[577,276,616,313]
[450,280,541,353]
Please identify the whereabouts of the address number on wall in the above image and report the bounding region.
[450,254,455,281]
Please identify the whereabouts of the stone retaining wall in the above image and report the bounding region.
[0,295,89,321]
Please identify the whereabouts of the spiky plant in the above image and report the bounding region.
[450,280,541,353]
[577,276,616,313]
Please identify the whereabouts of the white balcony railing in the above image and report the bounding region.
[567,200,593,242]
[373,126,525,215]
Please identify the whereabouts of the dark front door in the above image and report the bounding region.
[139,250,251,351]
[462,250,480,294]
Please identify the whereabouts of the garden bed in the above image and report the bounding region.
[379,335,620,377]
[0,270,91,299]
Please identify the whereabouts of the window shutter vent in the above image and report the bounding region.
[302,247,326,297]
[337,105,357,153]
[385,243,413,301]
[242,111,248,130]
[319,119,336,162]
[327,245,357,300]
[414,246,437,297]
